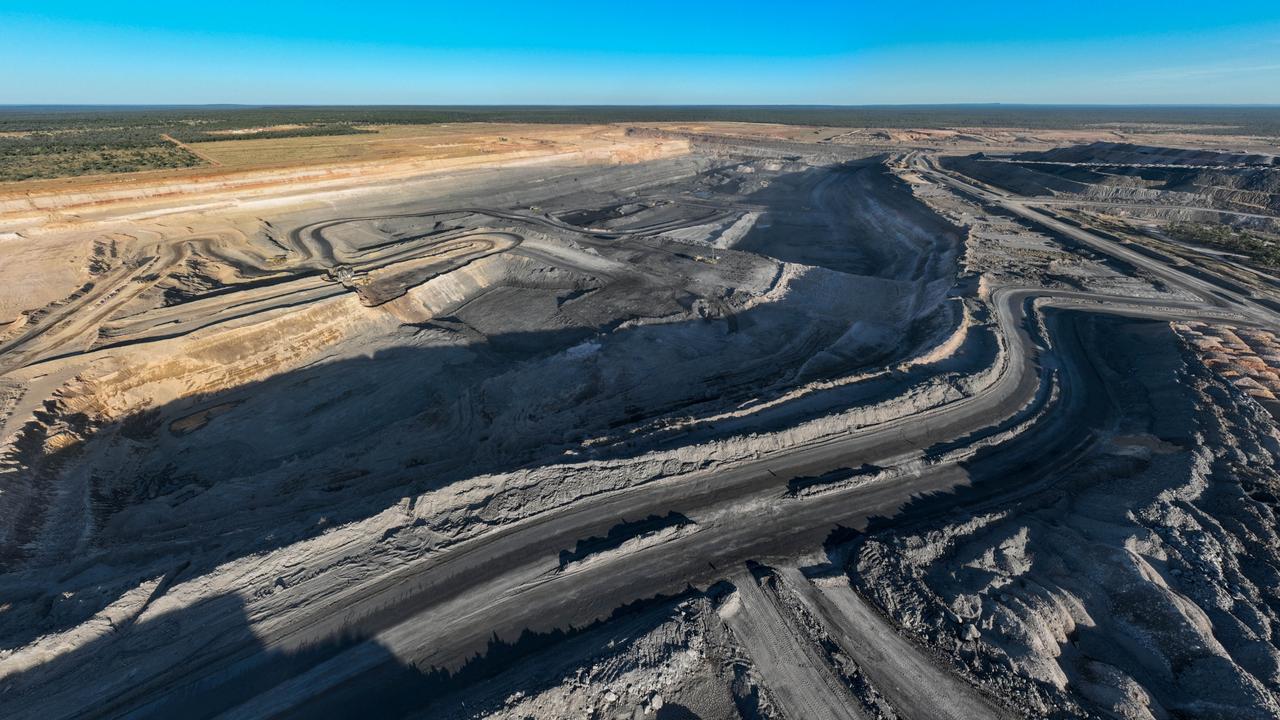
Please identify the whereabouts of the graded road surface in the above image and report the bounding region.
[722,569,866,720]
[775,565,1008,720]
[217,157,1273,717]
[67,274,1253,720]
[915,154,1279,326]
[9,154,1273,720]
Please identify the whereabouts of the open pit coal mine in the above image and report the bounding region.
[2,132,1280,720]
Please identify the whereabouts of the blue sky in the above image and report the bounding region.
[2,2,1279,104]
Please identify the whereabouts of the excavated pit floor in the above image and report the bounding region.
[2,128,1279,720]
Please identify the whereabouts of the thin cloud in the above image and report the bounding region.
[1121,62,1280,82]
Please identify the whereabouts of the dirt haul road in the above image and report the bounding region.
[2,138,1274,720]
[211,291,1252,720]
[38,274,1254,720]
[0,198,733,376]
[721,569,867,720]
[914,153,1279,326]
[774,564,1007,720]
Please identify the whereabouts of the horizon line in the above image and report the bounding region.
[3,102,1280,110]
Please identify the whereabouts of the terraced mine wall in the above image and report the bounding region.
[943,142,1280,218]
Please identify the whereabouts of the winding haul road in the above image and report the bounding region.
[0,200,728,376]
[8,154,1276,720]
[194,291,1245,720]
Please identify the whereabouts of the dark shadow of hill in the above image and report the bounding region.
[0,581,736,719]
[734,158,962,280]
[0,159,985,649]
[277,586,740,720]
[800,312,1218,720]
[814,312,1182,573]
[558,511,692,569]
[850,310,1127,539]
[0,306,1162,718]
[786,310,1152,590]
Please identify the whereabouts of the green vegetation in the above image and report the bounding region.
[171,123,371,143]
[0,144,201,182]
[3,104,1279,183]
[1165,221,1280,268]
[0,111,379,181]
[0,127,202,182]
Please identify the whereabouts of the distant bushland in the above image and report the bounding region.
[1165,221,1280,269]
[3,104,1278,182]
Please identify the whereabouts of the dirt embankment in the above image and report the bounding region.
[0,126,689,230]
[942,143,1280,218]
[9,124,1269,718]
[850,316,1280,720]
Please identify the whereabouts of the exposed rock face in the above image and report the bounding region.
[942,143,1280,217]
[852,316,1280,720]
[4,123,1279,720]
[0,150,966,685]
